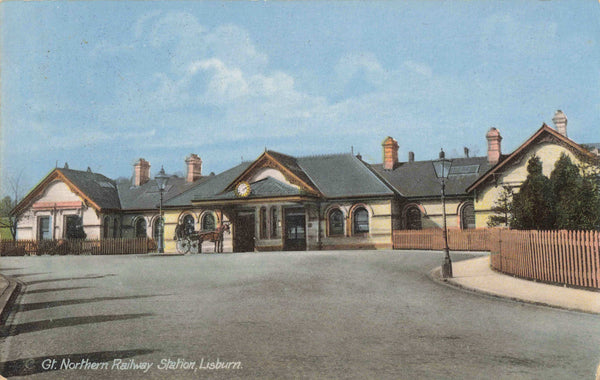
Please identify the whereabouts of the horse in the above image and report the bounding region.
[197,223,231,253]
[174,222,230,254]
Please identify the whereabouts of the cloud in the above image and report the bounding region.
[335,52,386,86]
[404,60,432,78]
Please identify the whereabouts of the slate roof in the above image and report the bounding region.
[164,162,252,206]
[371,156,494,198]
[117,176,206,210]
[296,153,394,198]
[58,168,122,209]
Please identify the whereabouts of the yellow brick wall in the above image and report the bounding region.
[419,199,465,229]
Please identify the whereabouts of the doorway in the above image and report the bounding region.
[284,208,306,251]
[234,212,255,252]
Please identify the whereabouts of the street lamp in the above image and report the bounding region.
[155,166,169,254]
[432,149,453,278]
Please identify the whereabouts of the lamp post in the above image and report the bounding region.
[155,166,169,254]
[432,149,453,278]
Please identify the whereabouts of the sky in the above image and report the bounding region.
[1,1,599,197]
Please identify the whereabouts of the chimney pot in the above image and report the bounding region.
[486,128,502,165]
[185,154,203,182]
[464,147,470,158]
[382,136,399,170]
[552,110,568,137]
[408,151,415,163]
[133,158,151,186]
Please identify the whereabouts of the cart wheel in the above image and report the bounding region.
[176,238,191,254]
[190,240,199,254]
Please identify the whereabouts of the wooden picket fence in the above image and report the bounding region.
[489,229,600,289]
[0,238,156,256]
[393,228,600,289]
[393,229,491,251]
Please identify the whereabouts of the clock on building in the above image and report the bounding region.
[235,181,251,197]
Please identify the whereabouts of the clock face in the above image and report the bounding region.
[235,181,251,197]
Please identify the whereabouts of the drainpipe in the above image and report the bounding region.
[52,205,57,240]
[317,201,322,250]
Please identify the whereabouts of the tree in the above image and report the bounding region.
[550,153,583,229]
[577,160,600,230]
[487,185,513,227]
[1,170,25,240]
[0,195,17,239]
[511,155,555,230]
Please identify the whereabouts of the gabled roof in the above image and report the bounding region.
[223,151,395,200]
[224,150,321,195]
[199,177,305,201]
[466,123,599,193]
[12,167,121,215]
[371,156,493,198]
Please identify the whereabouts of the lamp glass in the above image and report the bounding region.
[155,167,169,190]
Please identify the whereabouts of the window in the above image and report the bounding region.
[201,213,215,231]
[260,207,267,239]
[270,207,278,238]
[113,218,119,238]
[38,216,51,240]
[135,218,147,238]
[353,207,369,234]
[461,202,475,230]
[328,209,344,236]
[103,217,110,239]
[184,214,197,234]
[65,215,86,239]
[406,206,422,230]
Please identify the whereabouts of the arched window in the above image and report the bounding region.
[153,218,161,241]
[201,213,215,231]
[103,217,110,239]
[353,207,369,234]
[405,206,422,230]
[328,208,344,236]
[135,218,147,238]
[270,207,278,238]
[461,202,475,229]
[260,207,267,239]
[184,214,196,234]
[113,218,119,238]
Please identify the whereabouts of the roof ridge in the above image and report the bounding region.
[297,152,353,159]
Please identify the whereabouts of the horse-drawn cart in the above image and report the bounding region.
[174,223,230,254]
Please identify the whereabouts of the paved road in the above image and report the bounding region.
[0,250,599,379]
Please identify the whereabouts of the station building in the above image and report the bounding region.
[11,111,599,252]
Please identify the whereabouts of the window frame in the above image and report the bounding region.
[352,207,369,235]
[135,217,147,238]
[328,208,345,236]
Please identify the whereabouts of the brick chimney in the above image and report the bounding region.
[133,158,151,186]
[552,110,567,138]
[382,136,399,170]
[486,128,502,165]
[185,154,203,183]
